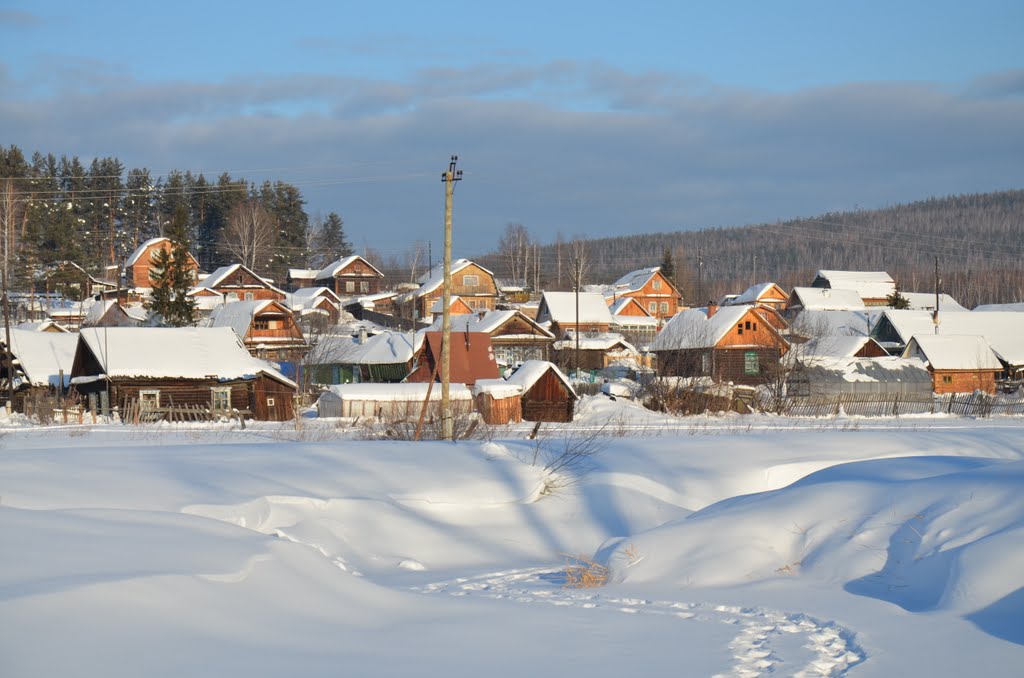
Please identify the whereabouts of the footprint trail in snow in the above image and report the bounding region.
[413,567,865,678]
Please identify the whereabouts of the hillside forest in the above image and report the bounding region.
[2,144,1022,307]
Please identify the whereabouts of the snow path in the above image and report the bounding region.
[412,567,865,678]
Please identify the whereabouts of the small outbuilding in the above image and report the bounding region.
[473,379,523,424]
[316,382,473,419]
[506,360,577,422]
[901,334,1002,394]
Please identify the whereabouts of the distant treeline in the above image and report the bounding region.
[477,190,1024,308]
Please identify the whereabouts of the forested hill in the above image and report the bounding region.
[508,190,1024,308]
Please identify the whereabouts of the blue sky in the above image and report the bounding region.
[2,1,1023,256]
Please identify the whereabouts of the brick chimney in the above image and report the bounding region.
[706,301,718,318]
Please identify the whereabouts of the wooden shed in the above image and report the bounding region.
[473,379,523,424]
[506,360,577,422]
[69,327,297,421]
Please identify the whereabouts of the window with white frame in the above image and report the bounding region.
[360,281,369,293]
[462,274,480,287]
[648,301,657,313]
[652,279,662,290]
[139,390,160,411]
[244,292,255,301]
[346,281,355,292]
[211,387,231,411]
[659,302,669,314]
[267,397,276,407]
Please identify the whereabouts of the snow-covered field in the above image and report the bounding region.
[2,397,1023,677]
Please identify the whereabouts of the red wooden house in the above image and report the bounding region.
[505,360,577,422]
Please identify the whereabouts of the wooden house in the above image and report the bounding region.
[728,282,790,312]
[650,305,790,386]
[608,297,661,344]
[313,255,385,297]
[535,292,614,337]
[285,287,344,325]
[287,268,320,290]
[506,360,577,422]
[125,237,200,289]
[552,332,639,373]
[871,310,1024,381]
[69,327,297,421]
[207,299,307,363]
[786,287,866,315]
[901,334,1002,394]
[308,330,420,385]
[0,329,78,414]
[405,332,500,385]
[604,266,683,321]
[80,300,145,328]
[431,295,475,316]
[195,263,286,302]
[397,259,498,322]
[811,270,895,307]
[425,310,555,369]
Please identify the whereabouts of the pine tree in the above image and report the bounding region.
[659,247,676,285]
[315,212,352,265]
[147,206,197,326]
[886,288,910,309]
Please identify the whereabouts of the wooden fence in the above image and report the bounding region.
[121,398,250,426]
[756,392,1024,418]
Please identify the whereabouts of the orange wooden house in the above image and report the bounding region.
[605,267,683,321]
[650,304,790,385]
[398,259,499,322]
[208,299,307,362]
[125,237,199,289]
[901,334,1001,394]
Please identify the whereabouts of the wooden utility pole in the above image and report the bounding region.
[933,256,941,335]
[440,155,462,441]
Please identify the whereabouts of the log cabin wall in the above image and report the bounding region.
[521,370,575,422]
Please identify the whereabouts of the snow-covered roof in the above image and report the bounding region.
[799,335,877,359]
[800,356,933,385]
[15,320,69,333]
[790,287,867,311]
[788,309,884,338]
[472,379,522,398]
[288,268,319,280]
[538,292,614,325]
[900,293,967,312]
[6,329,78,387]
[197,264,286,296]
[315,255,384,280]
[814,270,895,299]
[731,282,787,306]
[126,237,168,266]
[505,360,576,397]
[314,331,423,366]
[609,267,663,295]
[608,297,651,317]
[902,334,1002,371]
[321,382,472,402]
[207,300,289,339]
[553,333,637,352]
[972,302,1024,313]
[650,306,758,351]
[75,327,295,387]
[424,310,554,339]
[878,310,1024,366]
[285,287,342,311]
